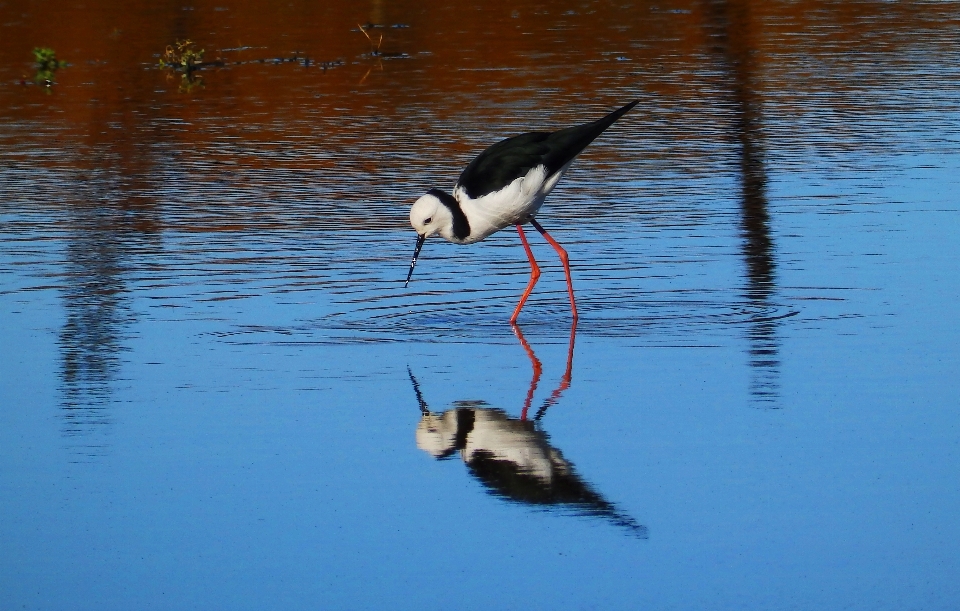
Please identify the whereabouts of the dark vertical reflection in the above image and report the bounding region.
[703,0,781,405]
[57,152,161,458]
[58,208,132,457]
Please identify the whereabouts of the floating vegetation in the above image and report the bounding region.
[177,71,204,93]
[32,47,67,88]
[149,26,416,92]
[247,51,342,69]
[157,40,210,92]
[158,39,206,73]
[357,22,411,30]
[157,39,343,92]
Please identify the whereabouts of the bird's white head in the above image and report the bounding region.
[409,191,453,240]
[405,190,456,288]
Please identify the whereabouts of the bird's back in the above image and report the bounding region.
[456,100,639,200]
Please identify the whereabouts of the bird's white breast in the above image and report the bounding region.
[453,165,557,243]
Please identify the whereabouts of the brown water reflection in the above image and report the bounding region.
[3,1,956,159]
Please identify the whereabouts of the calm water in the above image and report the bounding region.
[2,0,960,609]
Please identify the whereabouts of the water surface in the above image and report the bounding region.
[2,1,959,609]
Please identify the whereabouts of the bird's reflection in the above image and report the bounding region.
[704,0,782,404]
[410,323,647,538]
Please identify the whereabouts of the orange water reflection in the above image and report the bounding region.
[2,0,955,196]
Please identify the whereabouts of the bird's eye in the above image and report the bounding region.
[423,217,432,224]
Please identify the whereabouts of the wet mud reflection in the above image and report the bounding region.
[705,0,781,404]
[410,324,647,538]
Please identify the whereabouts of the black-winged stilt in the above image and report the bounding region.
[405,100,639,323]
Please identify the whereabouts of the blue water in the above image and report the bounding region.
[3,2,960,609]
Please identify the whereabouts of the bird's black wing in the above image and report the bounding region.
[455,132,552,199]
[456,100,638,199]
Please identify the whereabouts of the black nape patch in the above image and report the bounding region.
[427,188,470,240]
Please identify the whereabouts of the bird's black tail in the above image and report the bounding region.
[591,99,640,132]
[542,100,639,174]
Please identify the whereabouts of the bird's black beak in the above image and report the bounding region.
[407,366,430,414]
[404,234,426,288]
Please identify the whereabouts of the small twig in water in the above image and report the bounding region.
[357,23,383,54]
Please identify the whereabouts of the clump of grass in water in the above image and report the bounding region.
[32,47,67,87]
[158,40,206,92]
[156,39,341,90]
[158,39,205,72]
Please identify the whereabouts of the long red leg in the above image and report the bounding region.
[530,219,578,322]
[511,324,542,421]
[510,224,541,324]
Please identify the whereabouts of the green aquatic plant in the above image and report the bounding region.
[32,47,67,86]
[155,39,341,92]
[33,47,67,70]
[158,40,207,92]
[177,72,204,93]
[159,39,205,72]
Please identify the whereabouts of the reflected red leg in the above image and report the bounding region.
[530,219,578,322]
[533,319,577,420]
[510,224,541,324]
[511,324,543,421]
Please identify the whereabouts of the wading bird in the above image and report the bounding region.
[405,100,639,323]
